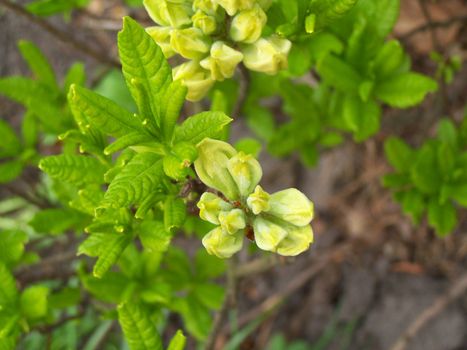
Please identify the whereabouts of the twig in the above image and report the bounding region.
[205,258,238,350]
[225,243,350,333]
[232,64,250,119]
[0,0,120,68]
[388,271,467,350]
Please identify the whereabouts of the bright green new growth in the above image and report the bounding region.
[383,117,467,236]
[143,0,292,100]
[195,138,314,258]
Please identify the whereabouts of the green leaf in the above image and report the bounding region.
[437,119,458,147]
[375,73,438,108]
[428,199,457,236]
[18,40,57,90]
[64,63,86,93]
[20,285,49,320]
[164,197,186,231]
[0,231,27,266]
[175,112,232,144]
[0,263,18,306]
[117,302,163,350]
[101,153,164,209]
[317,54,362,92]
[234,138,262,157]
[410,145,441,194]
[69,85,146,138]
[384,137,414,172]
[160,81,187,142]
[167,330,186,350]
[104,132,154,155]
[194,249,226,280]
[342,95,381,141]
[39,155,106,186]
[0,120,21,158]
[0,161,23,184]
[139,221,171,253]
[94,69,136,112]
[400,190,425,224]
[21,111,38,149]
[118,16,172,124]
[309,0,359,30]
[81,271,130,303]
[26,0,90,16]
[172,296,211,340]
[374,40,408,79]
[29,208,88,235]
[0,77,66,133]
[193,283,225,310]
[48,287,81,309]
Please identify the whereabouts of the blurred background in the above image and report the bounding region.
[1,0,467,349]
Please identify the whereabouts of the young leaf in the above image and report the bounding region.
[104,132,154,155]
[374,73,438,108]
[164,197,187,231]
[384,137,414,172]
[308,0,358,30]
[39,155,106,186]
[317,54,362,92]
[0,119,20,158]
[174,112,232,144]
[0,161,23,184]
[18,40,57,90]
[118,16,172,124]
[0,230,27,265]
[373,40,408,79]
[29,208,88,235]
[64,63,86,93]
[117,302,163,350]
[0,263,18,306]
[100,153,164,209]
[160,81,187,142]
[69,85,146,138]
[167,330,186,350]
[139,220,171,253]
[20,285,49,320]
[428,199,457,236]
[93,234,131,278]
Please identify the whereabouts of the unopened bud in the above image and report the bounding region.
[214,0,255,16]
[227,151,262,197]
[246,185,269,214]
[146,26,175,58]
[267,188,314,226]
[202,226,243,258]
[218,208,246,234]
[242,36,292,74]
[253,216,287,252]
[200,41,243,81]
[194,138,240,200]
[170,27,211,59]
[173,61,214,101]
[197,192,233,224]
[192,10,218,35]
[229,4,266,43]
[144,0,192,28]
[276,224,313,256]
[193,0,219,14]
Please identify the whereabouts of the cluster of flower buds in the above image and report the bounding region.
[144,0,292,101]
[194,138,314,258]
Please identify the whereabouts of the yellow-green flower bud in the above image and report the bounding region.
[257,0,272,11]
[218,208,246,234]
[192,10,218,35]
[173,61,214,101]
[146,26,175,58]
[253,216,287,252]
[193,0,219,14]
[197,192,233,224]
[242,36,292,74]
[144,0,193,28]
[226,151,262,197]
[194,138,240,200]
[170,27,211,59]
[200,41,243,81]
[276,225,313,256]
[202,226,243,258]
[267,188,314,227]
[247,185,270,214]
[229,5,267,43]
[214,0,254,16]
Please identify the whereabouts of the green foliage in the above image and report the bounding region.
[26,0,91,17]
[383,117,467,236]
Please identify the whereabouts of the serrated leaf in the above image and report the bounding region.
[139,220,171,252]
[18,40,57,90]
[167,330,186,350]
[118,16,172,125]
[20,285,49,320]
[117,302,163,350]
[164,197,186,231]
[375,73,438,108]
[309,0,359,30]
[101,153,164,209]
[39,155,106,186]
[175,112,232,144]
[0,263,18,306]
[69,85,146,138]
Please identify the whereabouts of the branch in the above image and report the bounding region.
[388,271,467,350]
[232,64,250,119]
[0,0,120,68]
